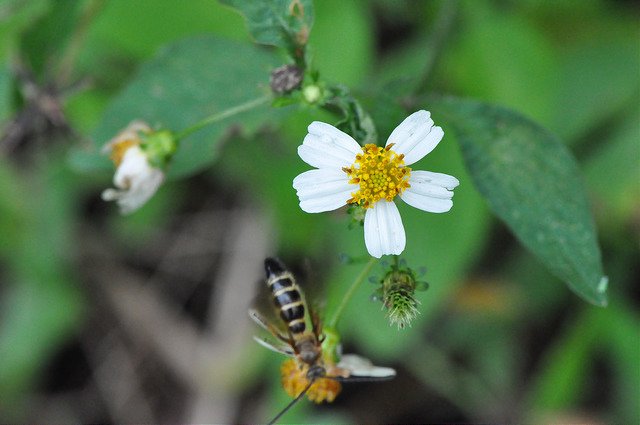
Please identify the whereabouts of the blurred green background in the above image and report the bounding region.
[0,0,638,423]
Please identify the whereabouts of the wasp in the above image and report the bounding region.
[250,258,395,424]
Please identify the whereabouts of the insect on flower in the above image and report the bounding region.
[249,258,396,424]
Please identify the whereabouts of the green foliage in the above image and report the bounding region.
[442,0,558,126]
[18,0,82,79]
[0,157,83,412]
[430,96,607,306]
[552,29,640,143]
[307,0,373,87]
[70,35,281,178]
[0,0,50,59]
[525,303,640,424]
[220,0,314,61]
[0,66,11,122]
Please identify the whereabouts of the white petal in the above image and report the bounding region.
[363,201,406,258]
[337,354,396,378]
[386,110,444,165]
[298,121,362,169]
[292,169,353,213]
[400,170,459,213]
[102,146,164,214]
[410,170,460,190]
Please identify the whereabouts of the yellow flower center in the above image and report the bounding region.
[343,143,411,208]
[110,139,138,167]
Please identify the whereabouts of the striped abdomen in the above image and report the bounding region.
[265,258,306,334]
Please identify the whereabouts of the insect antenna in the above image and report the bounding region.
[267,379,315,425]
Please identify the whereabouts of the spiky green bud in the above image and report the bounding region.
[375,260,427,329]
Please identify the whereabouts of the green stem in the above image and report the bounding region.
[327,257,378,329]
[174,96,271,142]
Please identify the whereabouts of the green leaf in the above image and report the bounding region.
[220,0,313,55]
[430,96,607,306]
[71,36,280,178]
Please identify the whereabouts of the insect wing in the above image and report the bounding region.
[252,335,295,357]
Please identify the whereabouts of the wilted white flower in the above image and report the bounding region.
[101,121,165,214]
[293,110,459,258]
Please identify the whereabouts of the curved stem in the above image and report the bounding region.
[327,257,378,329]
[174,95,271,142]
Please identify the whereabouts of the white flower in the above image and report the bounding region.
[101,121,165,214]
[293,110,459,258]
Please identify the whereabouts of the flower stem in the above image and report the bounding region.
[174,95,271,142]
[327,257,378,329]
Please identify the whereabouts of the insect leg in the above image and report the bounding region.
[267,379,314,425]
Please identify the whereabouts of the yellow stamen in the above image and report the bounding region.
[344,144,411,209]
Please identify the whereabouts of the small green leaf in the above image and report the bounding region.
[430,96,607,306]
[72,36,280,178]
[220,0,313,55]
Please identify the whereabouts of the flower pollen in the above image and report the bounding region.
[343,143,411,208]
[280,359,342,403]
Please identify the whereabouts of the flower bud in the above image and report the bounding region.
[270,64,303,94]
[377,261,424,329]
[302,84,323,104]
